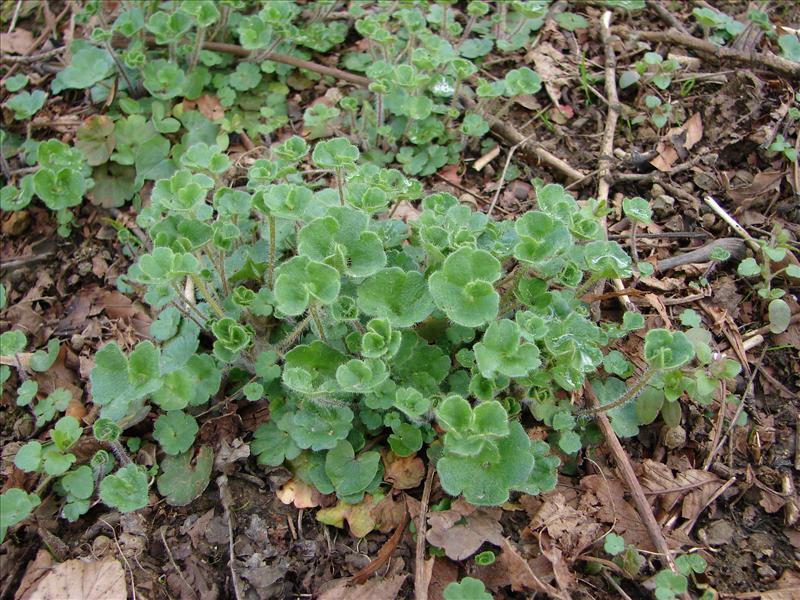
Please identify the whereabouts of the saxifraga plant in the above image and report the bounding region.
[3,135,741,540]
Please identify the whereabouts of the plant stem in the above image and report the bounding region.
[335,167,346,206]
[34,476,53,497]
[457,16,477,49]
[494,96,517,120]
[267,214,277,289]
[216,249,230,296]
[107,440,132,465]
[276,314,313,356]
[577,368,657,416]
[191,274,226,319]
[575,273,602,299]
[308,304,328,343]
[189,25,206,73]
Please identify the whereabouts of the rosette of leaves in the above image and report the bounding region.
[359,318,401,359]
[31,140,92,213]
[282,341,347,395]
[473,319,541,378]
[298,206,387,277]
[357,268,434,327]
[273,256,341,316]
[513,210,572,265]
[429,247,501,327]
[435,396,558,505]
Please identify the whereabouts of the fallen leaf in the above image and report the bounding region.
[16,549,54,600]
[527,42,571,106]
[391,201,420,223]
[580,474,656,551]
[196,95,225,121]
[276,478,322,509]
[528,492,602,558]
[760,569,800,600]
[479,538,555,595]
[0,29,34,54]
[383,451,425,490]
[317,573,407,600]
[427,557,458,600]
[724,170,784,206]
[426,502,504,560]
[651,113,703,172]
[29,558,126,600]
[214,438,250,475]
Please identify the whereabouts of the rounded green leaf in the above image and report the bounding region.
[357,268,434,328]
[153,411,198,455]
[324,440,381,500]
[100,464,149,513]
[644,329,695,370]
[274,256,341,316]
[428,248,501,327]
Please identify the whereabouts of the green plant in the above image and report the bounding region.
[643,95,673,129]
[443,577,492,600]
[620,52,680,91]
[737,226,800,334]
[768,134,798,163]
[692,7,746,45]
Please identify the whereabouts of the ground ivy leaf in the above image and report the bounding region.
[324,440,381,500]
[153,411,198,455]
[100,464,149,513]
[428,247,501,327]
[156,446,214,506]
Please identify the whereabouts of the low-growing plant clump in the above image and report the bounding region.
[2,135,743,538]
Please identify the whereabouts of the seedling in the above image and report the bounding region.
[737,225,800,333]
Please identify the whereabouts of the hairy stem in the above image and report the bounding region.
[276,314,313,355]
[267,214,277,289]
[575,273,602,299]
[335,167,346,206]
[189,25,206,73]
[308,304,328,343]
[191,274,225,319]
[577,368,657,416]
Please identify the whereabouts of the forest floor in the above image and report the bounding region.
[1,1,800,599]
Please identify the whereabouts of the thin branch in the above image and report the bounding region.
[617,27,800,79]
[486,132,536,217]
[583,381,678,575]
[414,466,436,600]
[598,11,634,312]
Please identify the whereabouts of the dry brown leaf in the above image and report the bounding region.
[391,201,421,223]
[16,549,54,600]
[529,493,603,558]
[725,170,784,206]
[580,474,656,551]
[651,113,703,172]
[317,573,407,600]
[759,569,800,599]
[29,558,126,600]
[427,557,458,600]
[1,29,34,54]
[479,538,555,596]
[195,95,225,121]
[540,531,576,593]
[526,42,571,106]
[276,478,322,509]
[426,502,504,560]
[382,451,425,490]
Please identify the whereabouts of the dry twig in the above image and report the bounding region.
[583,382,678,574]
[625,28,800,79]
[414,466,435,600]
[597,12,634,312]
